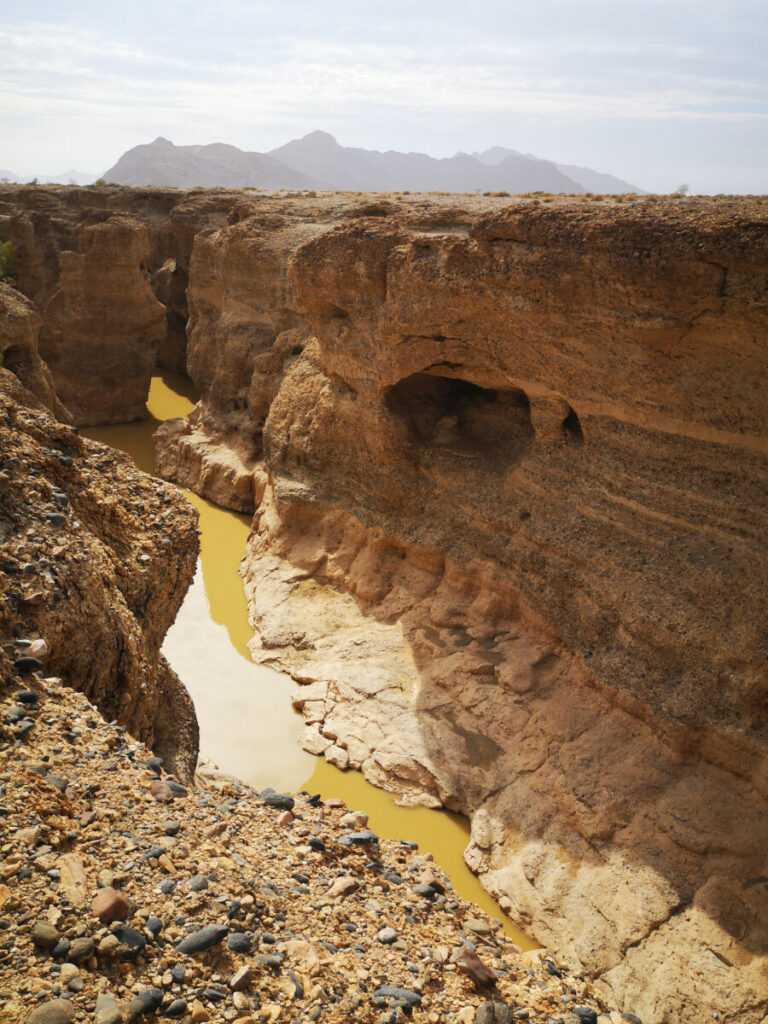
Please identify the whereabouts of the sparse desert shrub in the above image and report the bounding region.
[0,240,12,280]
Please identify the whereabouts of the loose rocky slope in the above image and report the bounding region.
[2,186,767,1023]
[0,667,613,1024]
[0,359,199,778]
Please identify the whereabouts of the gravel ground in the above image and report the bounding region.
[0,661,613,1024]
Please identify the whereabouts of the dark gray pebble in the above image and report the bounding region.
[164,999,187,1017]
[260,788,295,811]
[188,874,208,891]
[141,846,166,862]
[14,659,43,675]
[113,925,146,959]
[373,986,422,1007]
[227,932,251,953]
[339,830,379,847]
[201,988,227,1003]
[136,987,164,1011]
[158,880,175,895]
[176,924,228,955]
[51,938,70,959]
[15,689,39,703]
[573,1010,598,1024]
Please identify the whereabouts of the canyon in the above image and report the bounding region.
[0,184,766,1023]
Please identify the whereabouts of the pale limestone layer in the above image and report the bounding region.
[153,415,262,513]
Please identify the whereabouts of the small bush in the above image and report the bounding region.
[0,240,12,280]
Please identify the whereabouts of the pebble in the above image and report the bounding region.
[227,932,251,953]
[25,999,75,1024]
[94,993,122,1024]
[67,936,94,962]
[373,985,422,1007]
[91,886,131,923]
[112,924,146,959]
[339,830,379,847]
[260,788,295,811]
[454,946,498,988]
[573,1009,599,1024]
[376,926,398,944]
[229,964,253,991]
[188,873,208,891]
[32,920,60,949]
[176,924,229,954]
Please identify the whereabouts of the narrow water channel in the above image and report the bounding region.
[83,371,534,949]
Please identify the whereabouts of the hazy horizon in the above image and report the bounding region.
[2,0,766,194]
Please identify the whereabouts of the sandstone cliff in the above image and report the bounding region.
[2,186,767,1022]
[0,187,237,419]
[0,356,199,777]
[166,194,768,1023]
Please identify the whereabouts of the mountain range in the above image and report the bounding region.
[99,132,643,194]
[0,169,97,186]
[1,133,643,194]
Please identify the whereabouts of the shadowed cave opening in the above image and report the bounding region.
[562,405,584,445]
[386,371,535,464]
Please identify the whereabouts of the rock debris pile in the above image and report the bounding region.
[0,668,620,1024]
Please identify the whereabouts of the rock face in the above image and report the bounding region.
[165,195,767,1023]
[0,366,199,777]
[2,186,767,1022]
[0,282,66,419]
[0,186,235,421]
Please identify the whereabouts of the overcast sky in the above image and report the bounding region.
[1,0,766,193]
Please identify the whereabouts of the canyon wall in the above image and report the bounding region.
[1,187,767,1022]
[0,285,200,777]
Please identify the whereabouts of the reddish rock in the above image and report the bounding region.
[91,886,131,924]
[453,946,497,989]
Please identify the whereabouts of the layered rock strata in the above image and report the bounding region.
[2,186,767,1022]
[0,364,199,777]
[0,186,238,420]
[161,195,768,1023]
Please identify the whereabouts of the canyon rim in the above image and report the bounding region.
[1,185,766,1024]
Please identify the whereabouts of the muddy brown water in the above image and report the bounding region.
[82,371,535,948]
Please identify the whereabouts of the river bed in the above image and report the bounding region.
[82,370,534,948]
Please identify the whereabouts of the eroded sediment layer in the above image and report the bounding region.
[161,195,767,1023]
[0,361,199,778]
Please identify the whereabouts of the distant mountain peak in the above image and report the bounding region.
[301,130,339,145]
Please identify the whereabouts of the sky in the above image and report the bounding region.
[1,0,766,194]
